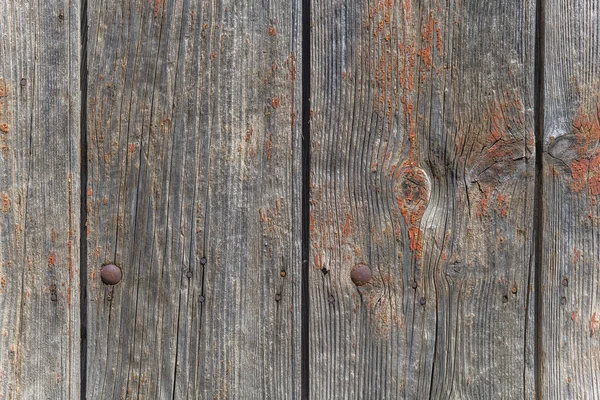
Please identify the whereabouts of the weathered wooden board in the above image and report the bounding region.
[310,0,536,397]
[0,0,81,398]
[85,0,302,398]
[542,1,600,397]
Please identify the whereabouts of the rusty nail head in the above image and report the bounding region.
[199,295,205,303]
[20,78,26,87]
[186,271,192,278]
[101,264,122,285]
[280,270,286,278]
[200,257,207,265]
[351,263,372,286]
[420,297,426,306]
[562,278,568,287]
[274,294,282,302]
[511,287,518,294]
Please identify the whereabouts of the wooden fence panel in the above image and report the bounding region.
[0,0,81,398]
[309,0,536,397]
[85,0,302,398]
[542,1,600,397]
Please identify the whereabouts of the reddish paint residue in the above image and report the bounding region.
[2,194,9,212]
[271,97,280,109]
[341,212,352,240]
[154,0,166,17]
[568,109,600,194]
[573,247,582,263]
[590,312,599,336]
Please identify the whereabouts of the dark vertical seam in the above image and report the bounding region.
[534,0,545,397]
[301,0,311,397]
[80,0,89,397]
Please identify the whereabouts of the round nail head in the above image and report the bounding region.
[101,264,122,285]
[351,263,372,286]
[200,257,207,265]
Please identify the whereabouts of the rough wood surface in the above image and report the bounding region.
[542,1,600,397]
[309,0,536,397]
[85,0,302,398]
[0,0,81,398]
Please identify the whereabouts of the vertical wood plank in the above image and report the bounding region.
[85,0,302,398]
[0,0,81,398]
[542,1,600,397]
[310,0,536,397]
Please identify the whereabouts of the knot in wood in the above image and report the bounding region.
[350,263,372,286]
[394,166,431,218]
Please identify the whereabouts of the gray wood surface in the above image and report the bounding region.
[309,0,536,398]
[0,0,81,398]
[542,1,600,397]
[85,0,303,398]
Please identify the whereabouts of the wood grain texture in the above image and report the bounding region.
[85,0,302,398]
[542,1,600,397]
[0,0,81,398]
[309,0,536,398]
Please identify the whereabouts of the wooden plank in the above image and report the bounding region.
[542,1,600,397]
[85,0,302,398]
[309,0,536,397]
[0,0,81,398]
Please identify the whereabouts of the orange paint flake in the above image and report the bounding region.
[314,253,324,269]
[341,212,352,238]
[154,0,165,17]
[590,312,599,336]
[271,97,280,109]
[418,14,435,68]
[265,132,273,160]
[0,79,8,97]
[567,108,600,194]
[497,194,508,217]
[0,123,9,133]
[1,193,9,212]
[477,190,489,217]
[573,247,582,263]
[436,26,443,54]
[48,252,56,266]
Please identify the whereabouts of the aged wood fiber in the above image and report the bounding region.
[85,0,302,398]
[0,0,81,398]
[310,0,536,398]
[542,0,600,397]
